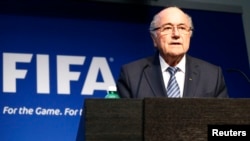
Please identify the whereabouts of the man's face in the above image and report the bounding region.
[152,8,192,57]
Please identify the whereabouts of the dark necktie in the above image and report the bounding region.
[167,67,180,98]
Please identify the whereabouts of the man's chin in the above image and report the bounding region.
[168,52,185,58]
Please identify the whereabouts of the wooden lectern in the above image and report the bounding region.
[84,98,250,141]
[84,99,143,141]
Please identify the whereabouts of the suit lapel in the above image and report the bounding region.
[144,54,167,97]
[183,55,200,97]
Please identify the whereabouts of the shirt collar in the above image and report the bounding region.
[159,54,186,73]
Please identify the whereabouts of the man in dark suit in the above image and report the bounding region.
[116,6,228,98]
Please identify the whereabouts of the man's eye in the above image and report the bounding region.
[178,26,187,30]
[163,26,172,30]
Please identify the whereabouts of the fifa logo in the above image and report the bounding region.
[2,52,116,95]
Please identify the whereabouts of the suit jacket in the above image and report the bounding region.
[117,53,228,98]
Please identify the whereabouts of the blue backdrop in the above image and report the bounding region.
[0,1,249,141]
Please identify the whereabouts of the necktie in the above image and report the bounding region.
[167,67,180,98]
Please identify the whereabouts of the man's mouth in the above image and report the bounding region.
[170,42,182,45]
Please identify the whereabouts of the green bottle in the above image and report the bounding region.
[105,86,120,99]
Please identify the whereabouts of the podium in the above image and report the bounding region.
[84,98,250,141]
[84,99,143,141]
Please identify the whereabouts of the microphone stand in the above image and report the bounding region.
[227,68,250,83]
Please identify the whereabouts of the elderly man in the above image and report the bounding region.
[116,6,228,98]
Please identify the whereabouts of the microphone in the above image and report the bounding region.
[135,64,149,98]
[227,68,250,83]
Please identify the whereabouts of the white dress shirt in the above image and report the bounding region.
[159,55,186,97]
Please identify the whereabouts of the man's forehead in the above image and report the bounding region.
[159,7,185,16]
[157,7,188,24]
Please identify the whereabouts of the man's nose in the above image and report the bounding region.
[172,27,180,37]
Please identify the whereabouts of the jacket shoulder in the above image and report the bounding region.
[122,56,154,68]
[187,55,220,69]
